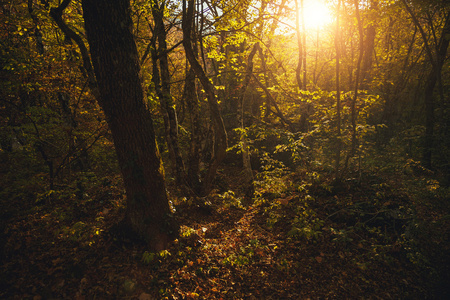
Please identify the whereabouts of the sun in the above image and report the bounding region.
[301,0,332,29]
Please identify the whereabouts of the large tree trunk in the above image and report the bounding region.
[82,0,178,251]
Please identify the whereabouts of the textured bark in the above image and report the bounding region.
[82,0,178,250]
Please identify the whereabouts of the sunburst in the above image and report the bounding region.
[301,0,332,29]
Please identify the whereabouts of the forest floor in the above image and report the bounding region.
[1,166,449,299]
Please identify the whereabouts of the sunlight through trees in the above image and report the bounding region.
[1,0,449,298]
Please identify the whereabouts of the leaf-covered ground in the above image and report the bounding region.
[1,167,449,299]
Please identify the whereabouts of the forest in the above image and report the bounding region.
[1,0,449,298]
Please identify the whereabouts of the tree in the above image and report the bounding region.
[343,0,364,174]
[294,0,304,91]
[149,0,186,186]
[82,0,178,250]
[334,0,342,180]
[182,0,228,196]
[401,0,450,168]
[361,0,377,85]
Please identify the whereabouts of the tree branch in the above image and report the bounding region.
[49,0,98,98]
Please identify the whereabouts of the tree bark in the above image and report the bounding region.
[301,0,307,90]
[182,0,228,196]
[294,0,303,91]
[402,0,450,168]
[150,1,186,185]
[50,0,98,98]
[82,0,178,251]
[343,0,364,174]
[422,13,450,168]
[237,43,259,198]
[183,67,202,193]
[27,0,44,54]
[361,0,377,85]
[334,0,342,180]
[362,24,375,84]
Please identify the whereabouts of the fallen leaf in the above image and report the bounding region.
[277,198,290,205]
[138,292,152,300]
